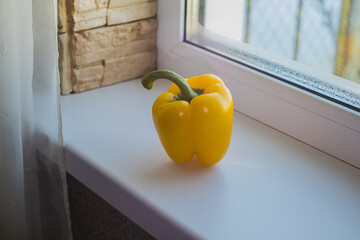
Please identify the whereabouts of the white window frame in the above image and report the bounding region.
[157,0,360,168]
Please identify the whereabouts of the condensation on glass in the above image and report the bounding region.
[186,0,360,110]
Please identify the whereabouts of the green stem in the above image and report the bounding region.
[141,70,199,102]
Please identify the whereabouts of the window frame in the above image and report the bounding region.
[157,0,360,168]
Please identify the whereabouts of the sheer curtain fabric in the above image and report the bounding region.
[0,0,72,239]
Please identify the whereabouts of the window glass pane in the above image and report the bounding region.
[186,0,360,111]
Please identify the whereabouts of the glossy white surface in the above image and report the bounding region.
[62,79,360,240]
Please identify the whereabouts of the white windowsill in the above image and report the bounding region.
[61,78,360,240]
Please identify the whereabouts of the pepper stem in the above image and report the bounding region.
[141,70,199,102]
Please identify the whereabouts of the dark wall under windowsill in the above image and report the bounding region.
[66,173,154,240]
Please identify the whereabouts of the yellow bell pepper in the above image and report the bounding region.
[141,70,233,166]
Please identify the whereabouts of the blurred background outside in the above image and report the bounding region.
[198,0,360,84]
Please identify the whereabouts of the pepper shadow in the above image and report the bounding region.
[139,156,229,230]
[140,156,227,208]
[143,156,223,185]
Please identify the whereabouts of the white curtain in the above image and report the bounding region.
[0,0,72,239]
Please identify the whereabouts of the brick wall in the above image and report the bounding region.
[58,0,157,94]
